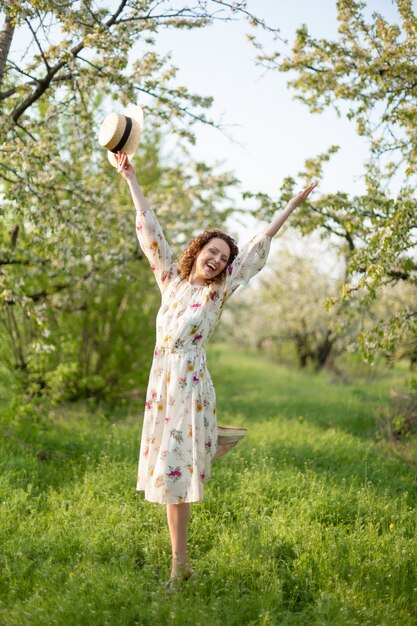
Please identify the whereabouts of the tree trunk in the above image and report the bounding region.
[0,12,15,88]
[295,334,310,368]
[315,331,334,371]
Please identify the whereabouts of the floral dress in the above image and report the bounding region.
[135,205,271,504]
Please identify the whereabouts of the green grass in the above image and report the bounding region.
[0,346,416,625]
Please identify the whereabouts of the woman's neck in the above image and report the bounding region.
[187,267,207,286]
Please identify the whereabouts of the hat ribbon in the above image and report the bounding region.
[110,116,133,154]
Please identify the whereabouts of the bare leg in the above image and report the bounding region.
[166,502,191,579]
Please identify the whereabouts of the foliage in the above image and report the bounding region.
[220,241,362,371]
[221,239,417,376]
[1,122,237,398]
[378,386,417,445]
[0,345,415,625]
[0,1,277,397]
[249,0,417,363]
[358,279,417,366]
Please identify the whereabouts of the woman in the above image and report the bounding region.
[116,151,316,585]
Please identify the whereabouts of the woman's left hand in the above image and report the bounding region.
[116,151,136,181]
[287,181,317,211]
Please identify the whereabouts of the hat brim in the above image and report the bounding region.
[106,105,144,167]
[107,149,135,167]
[127,105,144,133]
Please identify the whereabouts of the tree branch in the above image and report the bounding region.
[24,17,51,71]
[0,258,29,267]
[10,0,129,122]
[0,11,15,87]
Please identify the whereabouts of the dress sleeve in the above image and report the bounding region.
[135,207,177,293]
[224,232,271,300]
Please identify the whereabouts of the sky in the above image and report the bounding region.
[7,1,402,256]
[150,1,398,195]
[146,0,400,251]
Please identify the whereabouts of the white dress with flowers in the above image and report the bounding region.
[135,205,271,504]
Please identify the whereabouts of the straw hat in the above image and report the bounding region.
[98,104,144,167]
[217,425,247,445]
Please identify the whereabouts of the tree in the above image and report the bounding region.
[219,241,357,371]
[250,0,417,363]
[360,280,417,369]
[0,1,278,396]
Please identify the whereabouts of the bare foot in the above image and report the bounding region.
[170,554,191,579]
[166,561,193,589]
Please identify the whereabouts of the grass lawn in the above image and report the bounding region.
[0,346,416,625]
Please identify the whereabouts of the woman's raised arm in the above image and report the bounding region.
[116,151,177,293]
[222,181,317,300]
[117,152,150,214]
[262,182,317,239]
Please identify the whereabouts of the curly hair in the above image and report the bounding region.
[177,229,239,285]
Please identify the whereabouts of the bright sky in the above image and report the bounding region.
[149,0,400,252]
[152,1,398,196]
[7,1,402,253]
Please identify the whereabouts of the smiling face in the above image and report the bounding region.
[192,237,231,283]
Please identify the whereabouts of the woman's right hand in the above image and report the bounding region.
[116,151,135,181]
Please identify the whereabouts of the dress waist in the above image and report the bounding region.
[154,345,205,355]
